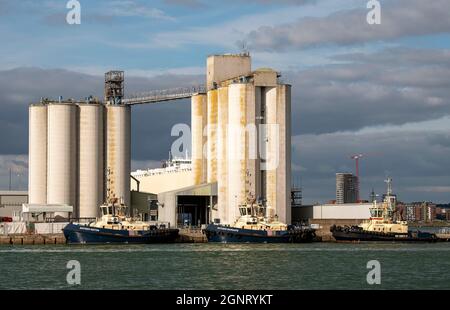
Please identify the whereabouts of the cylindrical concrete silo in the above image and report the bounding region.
[217,87,228,223]
[227,83,250,224]
[276,84,291,224]
[207,89,218,183]
[47,103,77,216]
[264,87,278,219]
[28,104,48,205]
[191,94,207,185]
[105,104,131,208]
[78,103,104,218]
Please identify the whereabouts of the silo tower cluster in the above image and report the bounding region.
[191,54,291,224]
[28,71,130,218]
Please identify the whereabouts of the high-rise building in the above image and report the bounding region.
[336,173,358,204]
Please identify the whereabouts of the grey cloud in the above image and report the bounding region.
[243,0,450,51]
[242,0,316,4]
[163,0,314,7]
[332,48,450,67]
[0,67,202,162]
[286,48,450,136]
[163,0,206,8]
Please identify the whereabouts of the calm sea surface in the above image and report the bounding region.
[1,243,449,290]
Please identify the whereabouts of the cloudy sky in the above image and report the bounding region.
[0,0,449,204]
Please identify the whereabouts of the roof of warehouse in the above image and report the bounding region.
[22,204,73,213]
[159,183,217,196]
[0,191,28,195]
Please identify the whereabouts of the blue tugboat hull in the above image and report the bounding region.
[63,223,179,244]
[330,225,439,242]
[204,224,316,243]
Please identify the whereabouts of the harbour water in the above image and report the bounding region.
[1,243,449,290]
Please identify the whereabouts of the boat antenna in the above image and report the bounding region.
[384,177,393,196]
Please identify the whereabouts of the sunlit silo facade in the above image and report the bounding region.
[191,94,207,185]
[78,103,104,218]
[203,54,292,225]
[105,104,131,208]
[46,103,77,213]
[28,104,48,205]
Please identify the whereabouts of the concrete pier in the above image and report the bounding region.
[177,228,207,243]
[309,219,364,242]
[0,234,66,245]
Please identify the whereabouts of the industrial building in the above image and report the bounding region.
[336,173,358,204]
[0,191,28,219]
[28,54,292,227]
[132,54,292,226]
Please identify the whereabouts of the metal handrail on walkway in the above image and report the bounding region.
[123,85,206,105]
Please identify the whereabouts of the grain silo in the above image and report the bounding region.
[28,104,48,204]
[191,94,207,185]
[276,84,291,224]
[105,104,131,208]
[226,83,253,224]
[78,103,104,218]
[263,85,291,224]
[264,86,277,219]
[46,103,77,215]
[216,87,228,223]
[206,89,218,183]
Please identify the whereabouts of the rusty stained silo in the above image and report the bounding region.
[78,103,104,218]
[105,104,131,208]
[226,83,255,224]
[216,87,229,223]
[207,89,218,183]
[191,94,207,185]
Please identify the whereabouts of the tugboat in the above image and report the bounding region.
[63,199,179,244]
[330,178,438,242]
[204,202,316,243]
[64,168,179,244]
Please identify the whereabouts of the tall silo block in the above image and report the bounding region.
[191,94,207,185]
[227,83,255,224]
[263,85,291,224]
[78,103,104,218]
[217,87,229,223]
[276,84,291,224]
[106,105,131,208]
[28,104,48,204]
[47,103,77,216]
[207,89,218,183]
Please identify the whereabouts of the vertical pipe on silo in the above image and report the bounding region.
[217,87,228,223]
[28,104,48,205]
[191,94,207,185]
[207,89,218,183]
[106,105,131,208]
[78,103,104,218]
[47,103,77,216]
